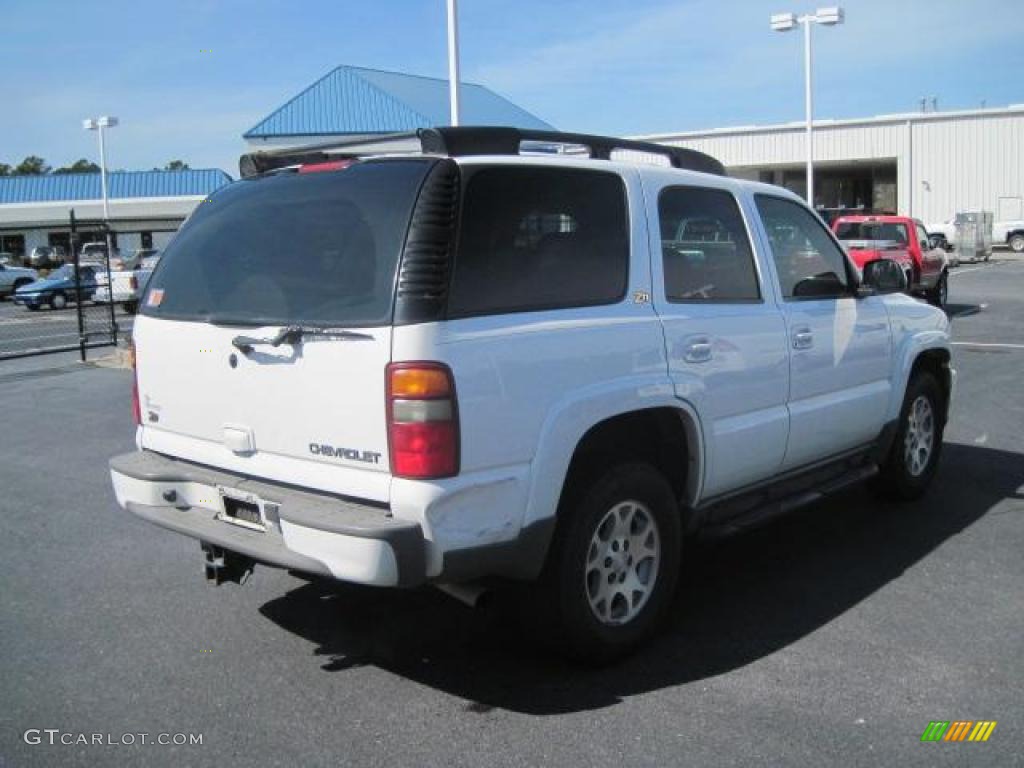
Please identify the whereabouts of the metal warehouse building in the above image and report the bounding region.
[0,170,231,258]
[638,105,1024,225]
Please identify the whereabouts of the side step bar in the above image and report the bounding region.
[699,463,878,539]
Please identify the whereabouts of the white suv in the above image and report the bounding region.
[110,128,954,661]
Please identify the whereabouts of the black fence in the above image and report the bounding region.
[0,210,124,361]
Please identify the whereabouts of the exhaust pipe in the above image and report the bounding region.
[435,582,490,608]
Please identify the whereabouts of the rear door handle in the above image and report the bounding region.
[683,338,713,363]
[792,327,813,350]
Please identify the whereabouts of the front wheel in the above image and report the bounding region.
[927,271,948,308]
[874,372,944,500]
[537,463,681,663]
[49,292,67,310]
[1008,234,1024,254]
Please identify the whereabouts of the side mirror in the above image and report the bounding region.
[860,258,907,296]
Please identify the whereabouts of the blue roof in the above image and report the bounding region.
[0,169,232,205]
[244,65,553,138]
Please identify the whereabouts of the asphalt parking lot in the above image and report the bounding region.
[3,257,1022,768]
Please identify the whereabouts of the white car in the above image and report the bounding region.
[110,128,954,661]
[0,262,38,299]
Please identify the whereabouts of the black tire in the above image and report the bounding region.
[536,462,681,664]
[49,292,67,310]
[926,271,948,308]
[1008,234,1024,254]
[874,372,944,501]
[26,303,40,311]
[123,301,138,315]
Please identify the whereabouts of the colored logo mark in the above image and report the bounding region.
[921,721,997,742]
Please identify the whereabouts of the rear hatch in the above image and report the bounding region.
[134,159,437,502]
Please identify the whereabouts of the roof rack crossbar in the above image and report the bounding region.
[239,127,725,178]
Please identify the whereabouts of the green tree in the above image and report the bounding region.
[13,156,50,175]
[54,158,101,174]
[0,163,11,176]
[164,160,190,170]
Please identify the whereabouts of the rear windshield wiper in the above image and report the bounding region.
[232,325,374,354]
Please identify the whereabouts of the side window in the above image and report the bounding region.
[448,167,628,318]
[658,186,760,302]
[755,195,851,299]
[914,223,930,250]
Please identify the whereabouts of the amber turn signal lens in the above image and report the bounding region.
[389,367,451,399]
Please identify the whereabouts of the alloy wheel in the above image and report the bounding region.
[904,395,935,477]
[584,500,661,626]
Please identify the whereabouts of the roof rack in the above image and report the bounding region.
[238,127,726,178]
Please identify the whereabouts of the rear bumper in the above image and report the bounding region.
[109,450,425,587]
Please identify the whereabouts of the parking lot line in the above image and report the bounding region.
[951,341,1024,349]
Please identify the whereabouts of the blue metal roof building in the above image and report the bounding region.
[0,169,231,205]
[244,65,553,141]
[0,170,233,257]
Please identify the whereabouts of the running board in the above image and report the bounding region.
[699,464,878,539]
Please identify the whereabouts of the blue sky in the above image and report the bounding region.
[2,0,1020,176]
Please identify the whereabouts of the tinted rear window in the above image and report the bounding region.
[834,221,908,243]
[448,166,628,318]
[141,159,433,327]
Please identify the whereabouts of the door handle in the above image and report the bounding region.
[683,338,713,363]
[792,327,813,350]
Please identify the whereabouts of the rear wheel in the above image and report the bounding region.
[874,372,944,500]
[927,271,948,308]
[1008,234,1024,253]
[123,301,138,315]
[537,462,681,663]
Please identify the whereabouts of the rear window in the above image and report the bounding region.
[835,221,908,243]
[448,166,628,318]
[141,159,433,327]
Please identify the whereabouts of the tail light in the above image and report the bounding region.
[130,341,141,425]
[386,362,458,479]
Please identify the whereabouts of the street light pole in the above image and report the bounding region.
[771,7,844,209]
[97,122,110,220]
[83,116,119,244]
[803,16,814,207]
[446,0,461,126]
[83,116,120,345]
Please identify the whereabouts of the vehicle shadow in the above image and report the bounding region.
[259,442,1021,715]
[946,302,982,318]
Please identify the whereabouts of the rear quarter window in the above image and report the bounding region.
[448,166,629,318]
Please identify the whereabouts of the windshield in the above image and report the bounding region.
[835,221,908,243]
[141,159,433,327]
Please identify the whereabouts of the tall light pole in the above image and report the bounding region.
[446,0,461,126]
[82,116,119,256]
[770,7,844,208]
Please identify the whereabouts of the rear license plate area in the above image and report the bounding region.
[217,488,266,532]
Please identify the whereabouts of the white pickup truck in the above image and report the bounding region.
[93,253,160,313]
[110,128,954,661]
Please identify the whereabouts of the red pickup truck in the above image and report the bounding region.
[832,215,949,308]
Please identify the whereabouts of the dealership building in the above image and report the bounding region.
[0,170,231,258]
[638,104,1024,225]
